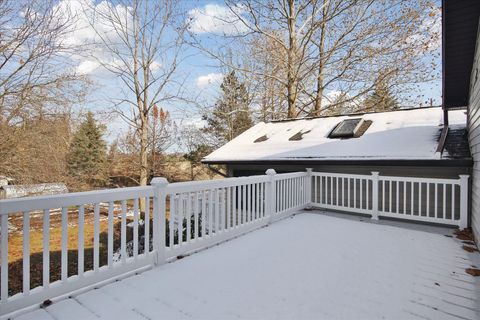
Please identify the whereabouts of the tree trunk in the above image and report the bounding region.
[314,4,328,117]
[286,0,297,119]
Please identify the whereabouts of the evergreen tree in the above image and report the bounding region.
[203,71,253,145]
[67,112,108,188]
[363,81,399,113]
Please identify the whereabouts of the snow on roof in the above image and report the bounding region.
[204,107,468,162]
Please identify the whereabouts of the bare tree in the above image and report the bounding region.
[310,0,440,116]
[0,0,88,186]
[86,0,188,196]
[193,0,440,119]
[0,0,87,125]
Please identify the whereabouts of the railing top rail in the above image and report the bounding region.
[167,175,269,194]
[378,175,462,184]
[0,186,154,215]
[312,172,372,179]
[274,172,308,180]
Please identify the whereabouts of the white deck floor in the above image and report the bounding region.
[13,211,480,320]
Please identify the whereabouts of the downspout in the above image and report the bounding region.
[436,109,449,156]
[206,164,228,178]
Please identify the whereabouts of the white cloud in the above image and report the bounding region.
[196,73,223,88]
[53,0,134,75]
[188,4,248,35]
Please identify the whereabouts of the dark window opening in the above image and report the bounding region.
[329,118,364,138]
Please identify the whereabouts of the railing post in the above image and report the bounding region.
[371,172,379,220]
[306,168,313,208]
[459,175,469,229]
[151,177,168,265]
[265,169,276,223]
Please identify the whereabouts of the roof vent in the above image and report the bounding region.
[289,130,311,141]
[329,118,364,138]
[254,135,268,143]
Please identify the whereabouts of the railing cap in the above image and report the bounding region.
[266,169,276,176]
[151,177,169,187]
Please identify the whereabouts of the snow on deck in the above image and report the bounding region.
[204,107,468,161]
[14,212,480,320]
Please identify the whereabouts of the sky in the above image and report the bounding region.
[52,0,442,143]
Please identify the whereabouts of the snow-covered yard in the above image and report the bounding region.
[13,211,480,320]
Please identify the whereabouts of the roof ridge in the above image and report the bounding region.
[268,106,442,123]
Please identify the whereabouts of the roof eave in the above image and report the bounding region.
[202,158,473,167]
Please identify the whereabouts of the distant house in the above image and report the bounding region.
[203,107,471,180]
[0,183,68,200]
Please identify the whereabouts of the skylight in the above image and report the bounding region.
[329,118,364,138]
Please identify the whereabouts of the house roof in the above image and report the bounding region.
[203,107,470,164]
[442,0,480,108]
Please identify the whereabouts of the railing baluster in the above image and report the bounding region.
[1,214,8,302]
[195,192,200,237]
[410,182,414,215]
[247,184,251,222]
[232,187,237,227]
[169,194,175,246]
[78,205,85,275]
[389,181,392,213]
[353,178,357,208]
[178,194,184,243]
[133,199,139,258]
[426,184,430,218]
[360,179,363,210]
[435,184,438,218]
[451,184,455,220]
[108,202,114,267]
[443,183,446,219]
[42,209,50,288]
[209,189,214,234]
[347,178,350,207]
[202,191,207,235]
[120,201,126,263]
[335,177,339,207]
[260,183,264,217]
[145,197,150,254]
[418,183,422,216]
[396,182,399,214]
[403,181,406,214]
[186,193,192,242]
[255,183,259,220]
[23,211,30,293]
[215,189,220,232]
[94,203,100,269]
[382,180,385,212]
[61,207,68,281]
[242,185,246,223]
[320,176,323,204]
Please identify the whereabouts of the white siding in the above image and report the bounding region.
[469,30,480,240]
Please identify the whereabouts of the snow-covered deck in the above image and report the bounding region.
[15,211,480,320]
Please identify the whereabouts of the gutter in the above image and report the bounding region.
[202,158,473,167]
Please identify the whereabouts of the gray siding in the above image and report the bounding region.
[469,30,480,239]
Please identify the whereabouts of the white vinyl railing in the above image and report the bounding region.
[311,171,469,228]
[0,170,308,316]
[0,169,469,317]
